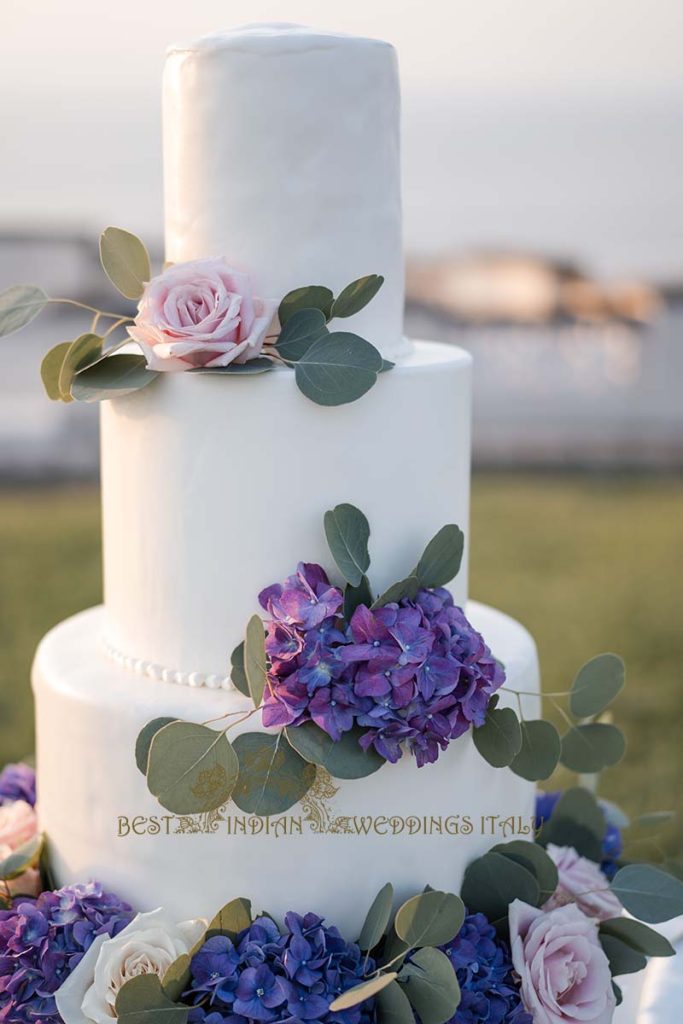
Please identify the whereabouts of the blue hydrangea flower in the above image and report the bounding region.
[183,912,375,1024]
[535,791,623,878]
[439,911,532,1024]
[0,882,133,1023]
[0,764,36,809]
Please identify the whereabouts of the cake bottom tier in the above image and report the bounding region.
[33,602,540,936]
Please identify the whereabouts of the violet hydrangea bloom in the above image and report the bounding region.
[0,881,133,1023]
[439,911,532,1024]
[0,764,36,809]
[183,911,375,1024]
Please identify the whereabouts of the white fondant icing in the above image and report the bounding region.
[101,342,473,679]
[33,601,540,935]
[163,24,406,361]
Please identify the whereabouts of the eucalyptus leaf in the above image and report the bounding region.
[610,864,683,923]
[285,722,384,780]
[570,653,625,719]
[58,333,103,399]
[232,732,316,815]
[492,840,559,902]
[380,359,395,373]
[331,275,385,319]
[461,852,540,921]
[358,882,394,952]
[473,707,522,768]
[560,723,626,773]
[398,947,461,1024]
[324,503,371,586]
[135,717,178,775]
[279,285,334,325]
[376,980,416,1024]
[115,974,188,1023]
[230,642,250,698]
[207,896,253,940]
[100,226,151,300]
[146,721,239,815]
[509,720,561,781]
[394,890,465,948]
[189,358,274,375]
[344,576,373,620]
[71,354,159,402]
[295,332,382,406]
[41,342,72,401]
[0,834,44,882]
[600,934,647,977]
[372,576,420,609]
[276,308,328,362]
[600,917,675,958]
[413,525,465,589]
[245,615,268,708]
[631,811,675,830]
[0,284,48,337]
[538,787,605,862]
[329,972,397,1012]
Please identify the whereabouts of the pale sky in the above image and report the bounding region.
[1,0,682,277]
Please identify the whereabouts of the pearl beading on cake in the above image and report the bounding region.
[100,636,235,691]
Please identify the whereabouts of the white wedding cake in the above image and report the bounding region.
[32,24,540,934]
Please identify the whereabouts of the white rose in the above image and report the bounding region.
[55,907,205,1023]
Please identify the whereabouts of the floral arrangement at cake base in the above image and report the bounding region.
[2,762,682,1024]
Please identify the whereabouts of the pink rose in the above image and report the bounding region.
[128,257,275,371]
[509,900,616,1024]
[545,844,622,921]
[0,800,40,898]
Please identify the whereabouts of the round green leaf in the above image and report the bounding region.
[324,503,371,586]
[189,357,274,375]
[413,525,465,589]
[600,917,675,957]
[294,332,382,407]
[231,732,316,815]
[0,284,48,337]
[538,787,605,862]
[461,852,540,921]
[230,642,250,698]
[245,615,268,708]
[279,285,334,325]
[510,719,561,781]
[207,897,253,939]
[600,934,647,977]
[560,723,626,773]
[331,275,385,319]
[610,864,683,923]
[344,576,373,620]
[147,721,239,815]
[71,353,159,402]
[570,653,625,719]
[398,947,461,1024]
[276,308,328,362]
[394,890,465,948]
[41,342,72,401]
[358,882,395,952]
[58,333,103,399]
[372,577,420,609]
[286,722,385,780]
[100,226,151,300]
[329,972,397,1012]
[473,707,522,768]
[492,840,559,902]
[135,717,178,775]
[376,980,416,1024]
[0,834,44,882]
[115,974,188,1022]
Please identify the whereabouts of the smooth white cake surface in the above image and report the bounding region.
[163,23,407,361]
[33,600,540,935]
[101,341,473,679]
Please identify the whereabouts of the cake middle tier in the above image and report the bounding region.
[101,341,472,678]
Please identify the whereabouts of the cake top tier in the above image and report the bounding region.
[163,23,408,361]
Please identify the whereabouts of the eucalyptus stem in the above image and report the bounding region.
[502,685,572,700]
[48,297,132,321]
[102,316,134,340]
[201,705,264,728]
[224,705,263,734]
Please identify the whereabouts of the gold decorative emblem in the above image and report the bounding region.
[300,768,354,834]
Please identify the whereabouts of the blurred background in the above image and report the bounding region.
[0,0,681,857]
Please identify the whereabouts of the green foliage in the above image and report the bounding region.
[0,284,48,337]
[372,576,420,609]
[207,897,253,940]
[413,525,464,589]
[135,717,177,775]
[376,980,416,1024]
[330,275,385,319]
[99,226,151,301]
[329,973,398,1012]
[491,840,559,902]
[600,934,647,977]
[394,890,465,948]
[285,722,384,779]
[294,332,384,406]
[560,722,626,773]
[570,653,625,718]
[40,343,73,401]
[538,787,606,862]
[510,720,561,781]
[599,917,675,958]
[189,358,274,375]
[0,833,44,882]
[461,852,540,923]
[279,285,334,325]
[398,947,461,1024]
[230,641,250,698]
[231,732,316,815]
[344,575,373,620]
[276,309,328,362]
[358,882,394,952]
[610,864,683,923]
[244,615,268,707]
[324,503,371,586]
[70,353,159,402]
[146,721,239,814]
[115,974,188,1023]
[473,706,522,768]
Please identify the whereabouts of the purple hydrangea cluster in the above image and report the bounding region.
[183,912,375,1024]
[260,564,504,766]
[535,790,623,879]
[0,882,133,1023]
[439,912,532,1024]
[0,764,36,809]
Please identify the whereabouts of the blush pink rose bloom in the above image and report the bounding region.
[0,799,40,898]
[128,257,276,371]
[509,899,616,1024]
[544,844,622,921]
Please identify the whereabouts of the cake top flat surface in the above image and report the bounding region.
[167,23,394,57]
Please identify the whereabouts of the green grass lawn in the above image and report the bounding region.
[1,475,682,855]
